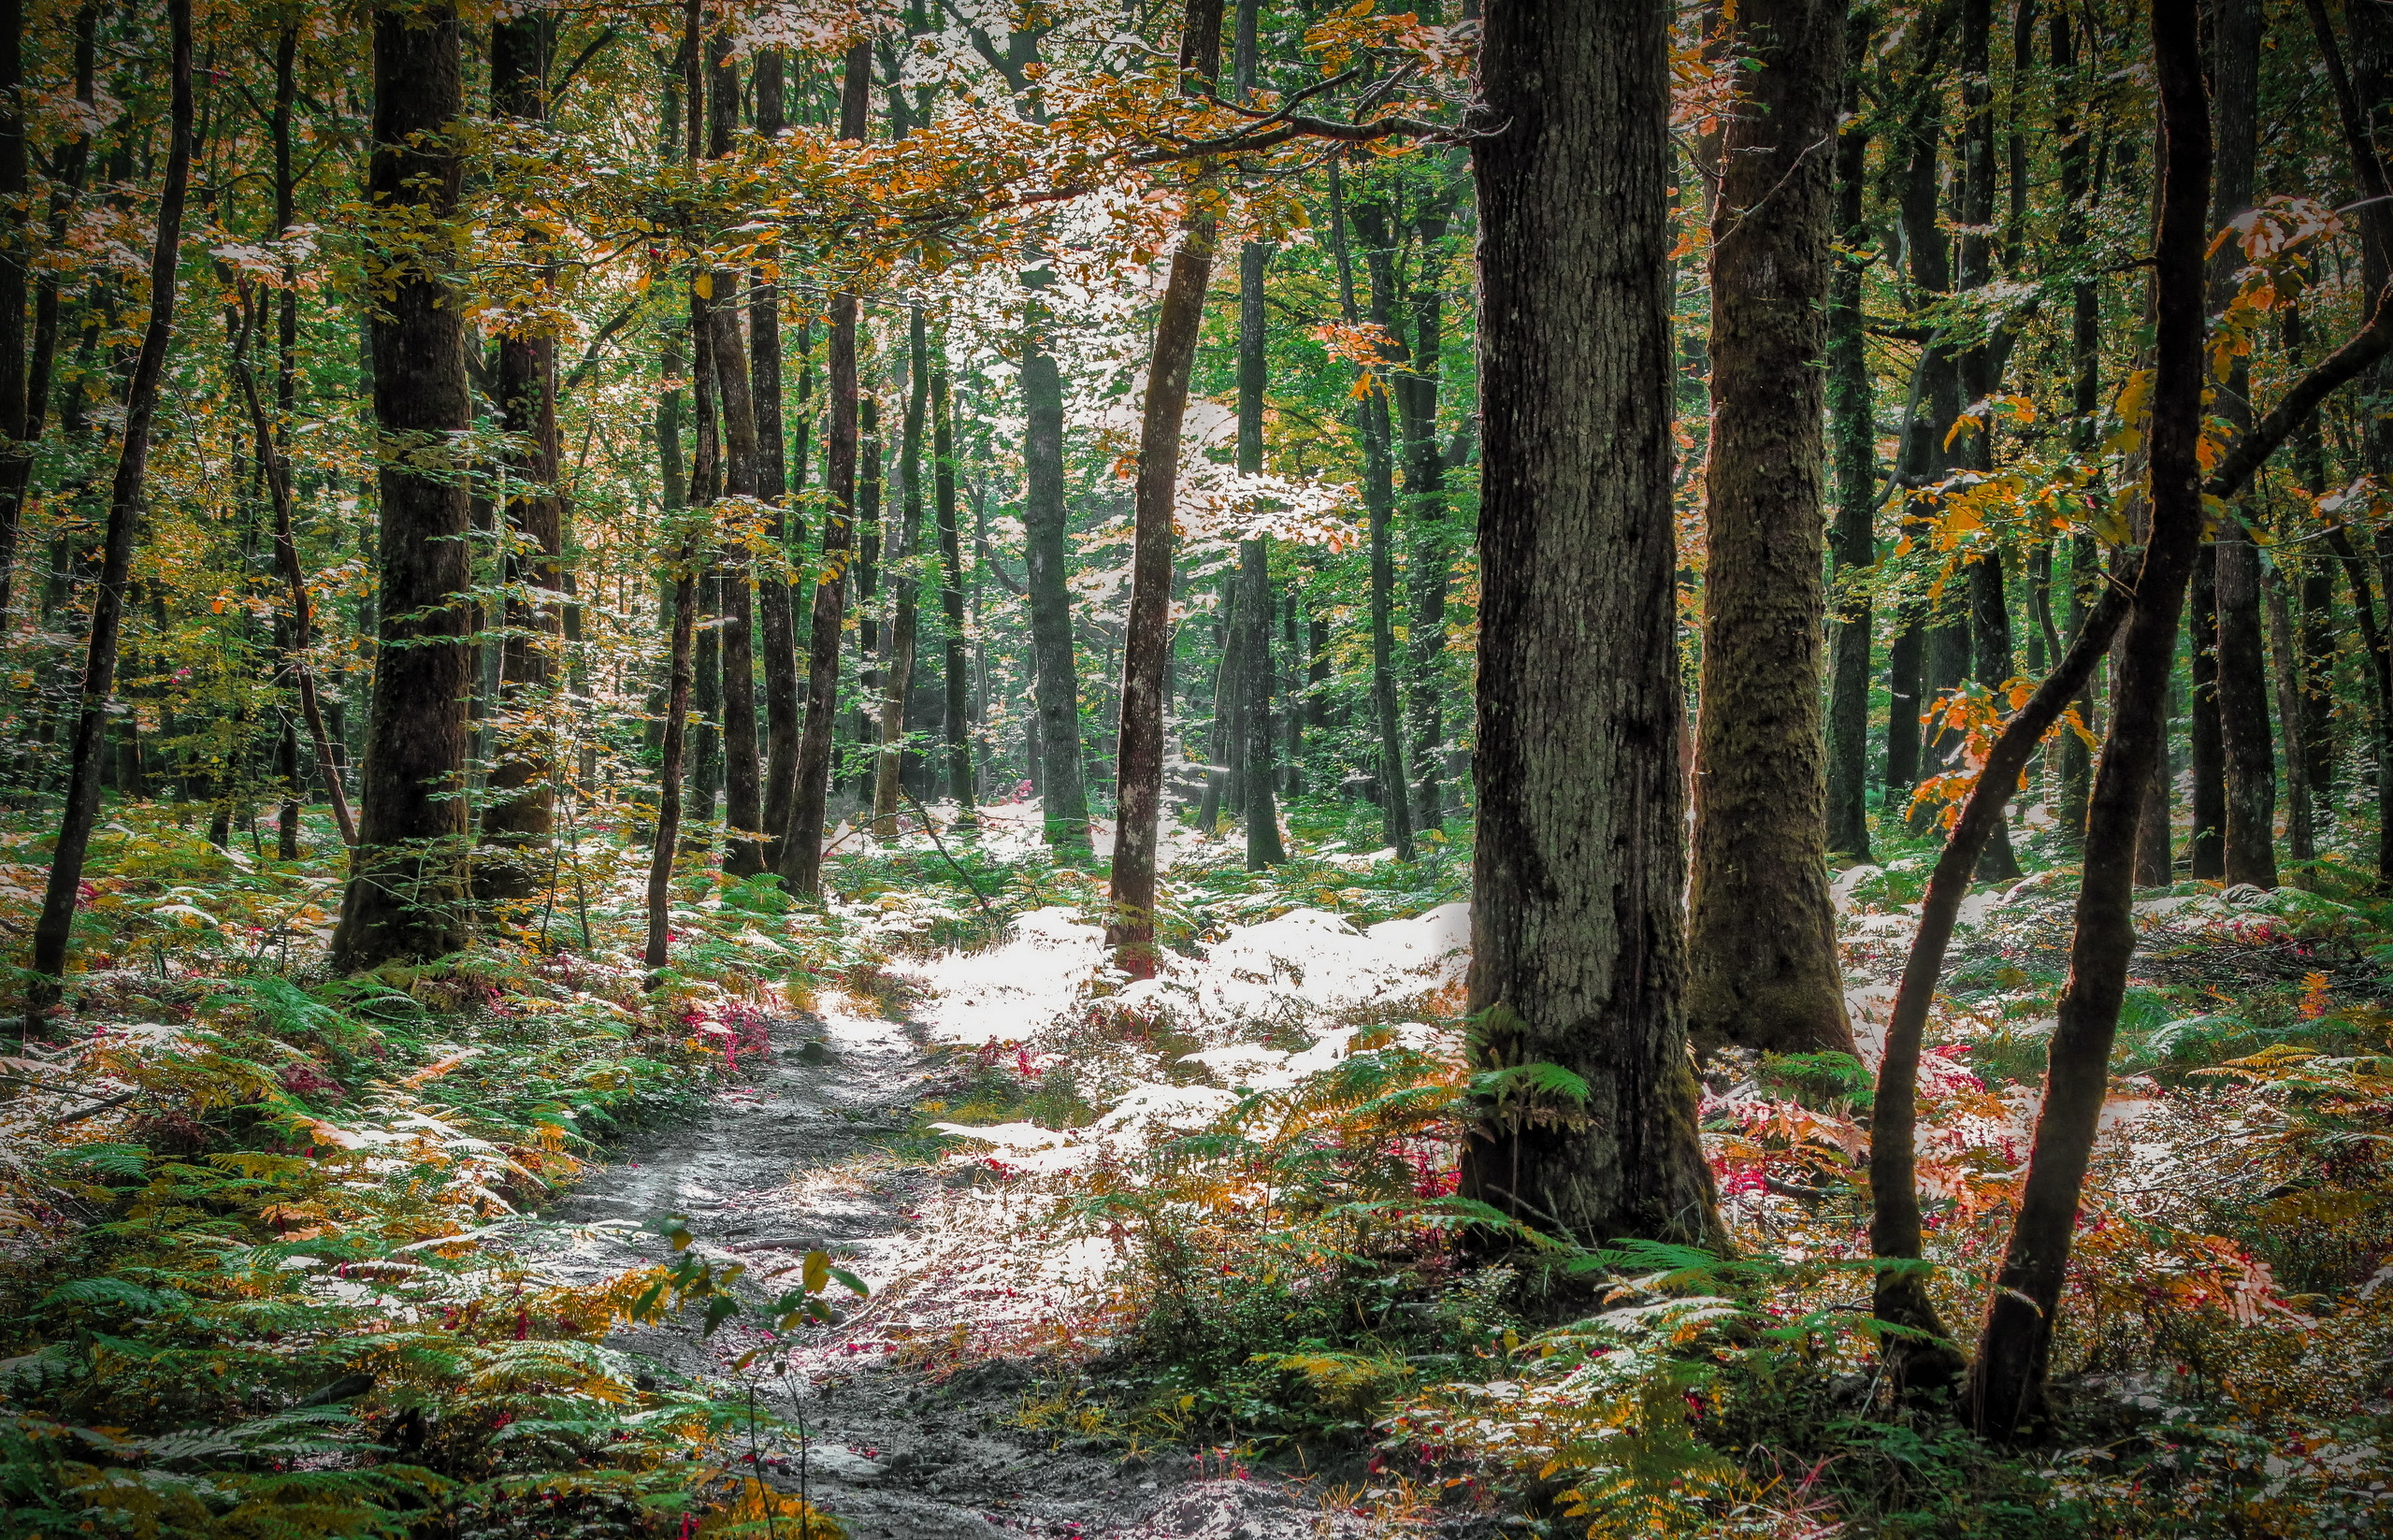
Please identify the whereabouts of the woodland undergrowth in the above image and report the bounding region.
[4,795,2390,1539]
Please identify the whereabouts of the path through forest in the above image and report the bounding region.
[521,967,1369,1540]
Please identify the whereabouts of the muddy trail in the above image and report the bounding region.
[518,986,1370,1540]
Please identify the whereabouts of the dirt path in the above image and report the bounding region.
[521,989,1364,1540]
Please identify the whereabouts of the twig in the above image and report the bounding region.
[898,786,995,922]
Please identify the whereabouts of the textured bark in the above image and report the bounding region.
[932,366,973,810]
[1236,237,1283,867]
[2054,7,2100,848]
[1967,3,2210,1434]
[779,41,872,899]
[1824,31,1875,864]
[2266,566,2314,868]
[1020,299,1088,849]
[1457,0,1723,1259]
[479,14,564,900]
[753,50,800,868]
[2207,0,2273,888]
[1686,0,1854,1059]
[644,558,699,971]
[330,5,475,971]
[26,0,191,1025]
[1106,0,1225,970]
[704,34,763,877]
[1399,180,1459,831]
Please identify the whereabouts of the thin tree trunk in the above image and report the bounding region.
[2187,558,2225,876]
[872,309,929,838]
[779,40,872,900]
[932,365,973,813]
[2266,564,2315,870]
[1021,276,1088,851]
[2054,9,2100,848]
[1686,0,1856,1059]
[1967,4,2210,1434]
[1105,0,1225,971]
[645,557,699,971]
[1400,180,1459,832]
[1457,0,1723,1261]
[1236,237,1283,867]
[753,48,800,870]
[702,31,763,877]
[25,0,191,1026]
[329,3,474,971]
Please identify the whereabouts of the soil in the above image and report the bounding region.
[520,986,1373,1540]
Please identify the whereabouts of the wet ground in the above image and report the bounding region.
[519,990,1372,1539]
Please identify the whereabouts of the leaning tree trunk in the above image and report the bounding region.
[1105,0,1225,972]
[779,39,872,900]
[329,3,475,971]
[1457,0,1723,1262]
[1684,0,1857,1060]
[25,0,190,1027]
[1966,1,2211,1436]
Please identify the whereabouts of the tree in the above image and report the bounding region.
[1684,0,1858,1061]
[329,3,475,971]
[25,0,190,1025]
[1824,7,1877,867]
[1105,0,1225,972]
[1457,0,1723,1258]
[1966,0,2211,1435]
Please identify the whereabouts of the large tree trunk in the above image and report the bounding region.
[1105,0,1225,971]
[753,50,801,871]
[1457,0,1723,1259]
[329,4,474,971]
[1967,0,2211,1435]
[25,0,191,1026]
[479,13,564,901]
[1685,0,1855,1060]
[932,364,974,812]
[1824,22,1876,865]
[1236,237,1284,867]
[1020,278,1088,851]
[779,40,873,900]
[2208,0,2274,888]
[704,33,763,877]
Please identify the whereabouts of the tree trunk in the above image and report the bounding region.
[2054,8,2101,850]
[703,33,763,877]
[2265,564,2314,870]
[0,0,26,621]
[1457,0,1723,1259]
[932,365,973,812]
[1685,0,1855,1059]
[1021,277,1088,851]
[754,50,801,871]
[2186,558,2224,876]
[1329,163,1414,863]
[1967,2,2210,1435]
[329,4,474,971]
[25,0,190,1026]
[1824,23,1876,864]
[1400,180,1459,832]
[2208,0,2273,889]
[778,40,872,900]
[1106,0,1225,971]
[645,557,699,971]
[872,309,929,838]
[1236,237,1284,867]
[480,12,564,900]
[1886,611,1924,795]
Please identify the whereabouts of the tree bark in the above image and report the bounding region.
[1105,0,1225,971]
[329,4,475,971]
[26,0,191,1026]
[1457,0,1723,1259]
[1686,0,1856,1060]
[2265,564,2314,869]
[704,32,763,877]
[2207,0,2273,888]
[2186,557,2224,876]
[872,309,929,838]
[480,12,564,900]
[1966,1,2210,1435]
[778,40,873,900]
[1824,20,1876,865]
[645,556,699,971]
[1020,288,1089,850]
[2054,7,2100,849]
[1400,176,1460,832]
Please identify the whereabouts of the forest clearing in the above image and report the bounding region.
[1,0,2390,1535]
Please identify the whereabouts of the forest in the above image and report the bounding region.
[0,0,2388,1534]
